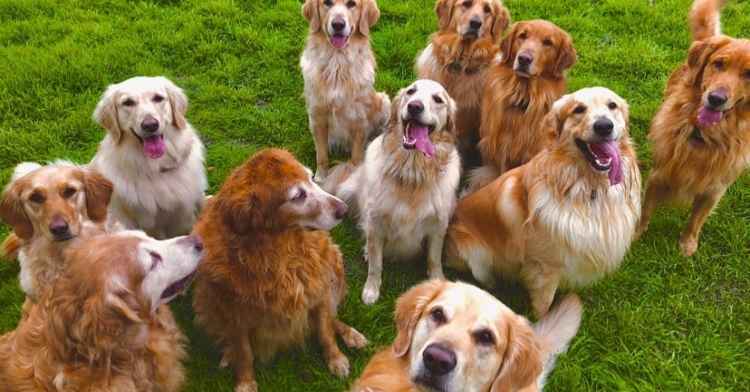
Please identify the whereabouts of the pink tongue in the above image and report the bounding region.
[411,123,435,158]
[590,140,622,186]
[331,35,347,48]
[142,135,166,159]
[697,106,722,127]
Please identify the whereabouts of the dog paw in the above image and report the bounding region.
[235,381,258,392]
[680,238,698,258]
[361,279,381,305]
[326,353,350,379]
[341,327,369,350]
[219,349,233,368]
[314,169,328,183]
[427,268,445,281]
[635,222,648,237]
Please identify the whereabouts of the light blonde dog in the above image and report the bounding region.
[444,87,641,318]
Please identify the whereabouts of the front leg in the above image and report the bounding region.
[521,262,562,319]
[680,190,724,257]
[350,121,366,166]
[312,301,350,378]
[426,229,446,280]
[309,111,330,182]
[362,223,386,305]
[228,330,257,392]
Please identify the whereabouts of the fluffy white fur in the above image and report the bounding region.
[88,76,207,239]
[338,79,461,305]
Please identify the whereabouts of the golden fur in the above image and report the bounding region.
[636,0,750,257]
[444,87,641,317]
[352,280,583,392]
[414,0,510,161]
[468,20,577,191]
[0,231,199,391]
[300,0,391,189]
[192,149,367,392]
[0,162,121,302]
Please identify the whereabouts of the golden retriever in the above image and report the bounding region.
[300,0,391,190]
[444,87,641,318]
[636,0,750,257]
[468,20,577,191]
[0,162,122,302]
[414,0,510,161]
[192,149,367,392]
[0,230,200,391]
[352,280,583,392]
[89,76,207,239]
[337,80,461,305]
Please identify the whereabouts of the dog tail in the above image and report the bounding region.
[11,162,42,181]
[1,233,22,260]
[462,165,501,197]
[320,162,357,195]
[336,165,362,204]
[689,0,727,42]
[533,294,583,390]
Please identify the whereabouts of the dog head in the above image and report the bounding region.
[388,79,457,159]
[434,0,510,41]
[0,163,113,242]
[93,76,189,160]
[392,280,542,392]
[543,87,630,186]
[683,36,750,127]
[212,149,348,235]
[45,230,201,359]
[500,20,577,78]
[302,0,380,48]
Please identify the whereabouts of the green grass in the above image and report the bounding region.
[1,0,749,390]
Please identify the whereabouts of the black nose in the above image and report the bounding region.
[331,17,346,32]
[593,118,614,137]
[407,100,424,114]
[469,16,483,30]
[141,116,159,133]
[517,52,533,66]
[423,343,457,375]
[49,218,70,236]
[707,89,728,107]
[334,200,348,220]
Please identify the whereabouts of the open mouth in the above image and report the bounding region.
[403,120,436,158]
[697,105,724,127]
[575,138,623,186]
[130,129,166,159]
[160,269,197,299]
[330,34,348,49]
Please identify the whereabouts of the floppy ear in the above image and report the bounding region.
[392,280,447,357]
[435,0,453,30]
[684,37,730,86]
[302,0,321,33]
[553,33,578,78]
[0,181,34,240]
[542,96,568,145]
[80,168,114,222]
[162,77,189,129]
[359,0,380,36]
[214,191,262,235]
[490,315,543,392]
[490,1,511,39]
[93,85,123,143]
[500,22,522,65]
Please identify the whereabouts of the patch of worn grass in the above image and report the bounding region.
[1,0,749,390]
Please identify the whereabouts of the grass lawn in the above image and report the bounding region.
[1,0,749,390]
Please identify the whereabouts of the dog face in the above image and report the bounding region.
[389,79,456,158]
[435,0,510,40]
[391,280,541,392]
[214,149,348,234]
[0,163,113,241]
[684,36,750,127]
[544,87,630,186]
[301,0,380,48]
[46,231,201,356]
[93,76,189,160]
[500,20,577,78]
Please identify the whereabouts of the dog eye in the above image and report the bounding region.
[474,329,495,346]
[122,98,135,107]
[713,59,724,70]
[62,187,77,198]
[543,39,553,47]
[292,189,307,201]
[153,94,165,103]
[346,0,356,8]
[484,5,491,13]
[518,32,527,40]
[430,307,447,324]
[743,71,750,81]
[573,105,586,114]
[608,102,618,110]
[149,251,162,270]
[462,0,472,8]
[323,0,332,6]
[433,95,444,104]
[29,192,44,204]
[406,88,416,95]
